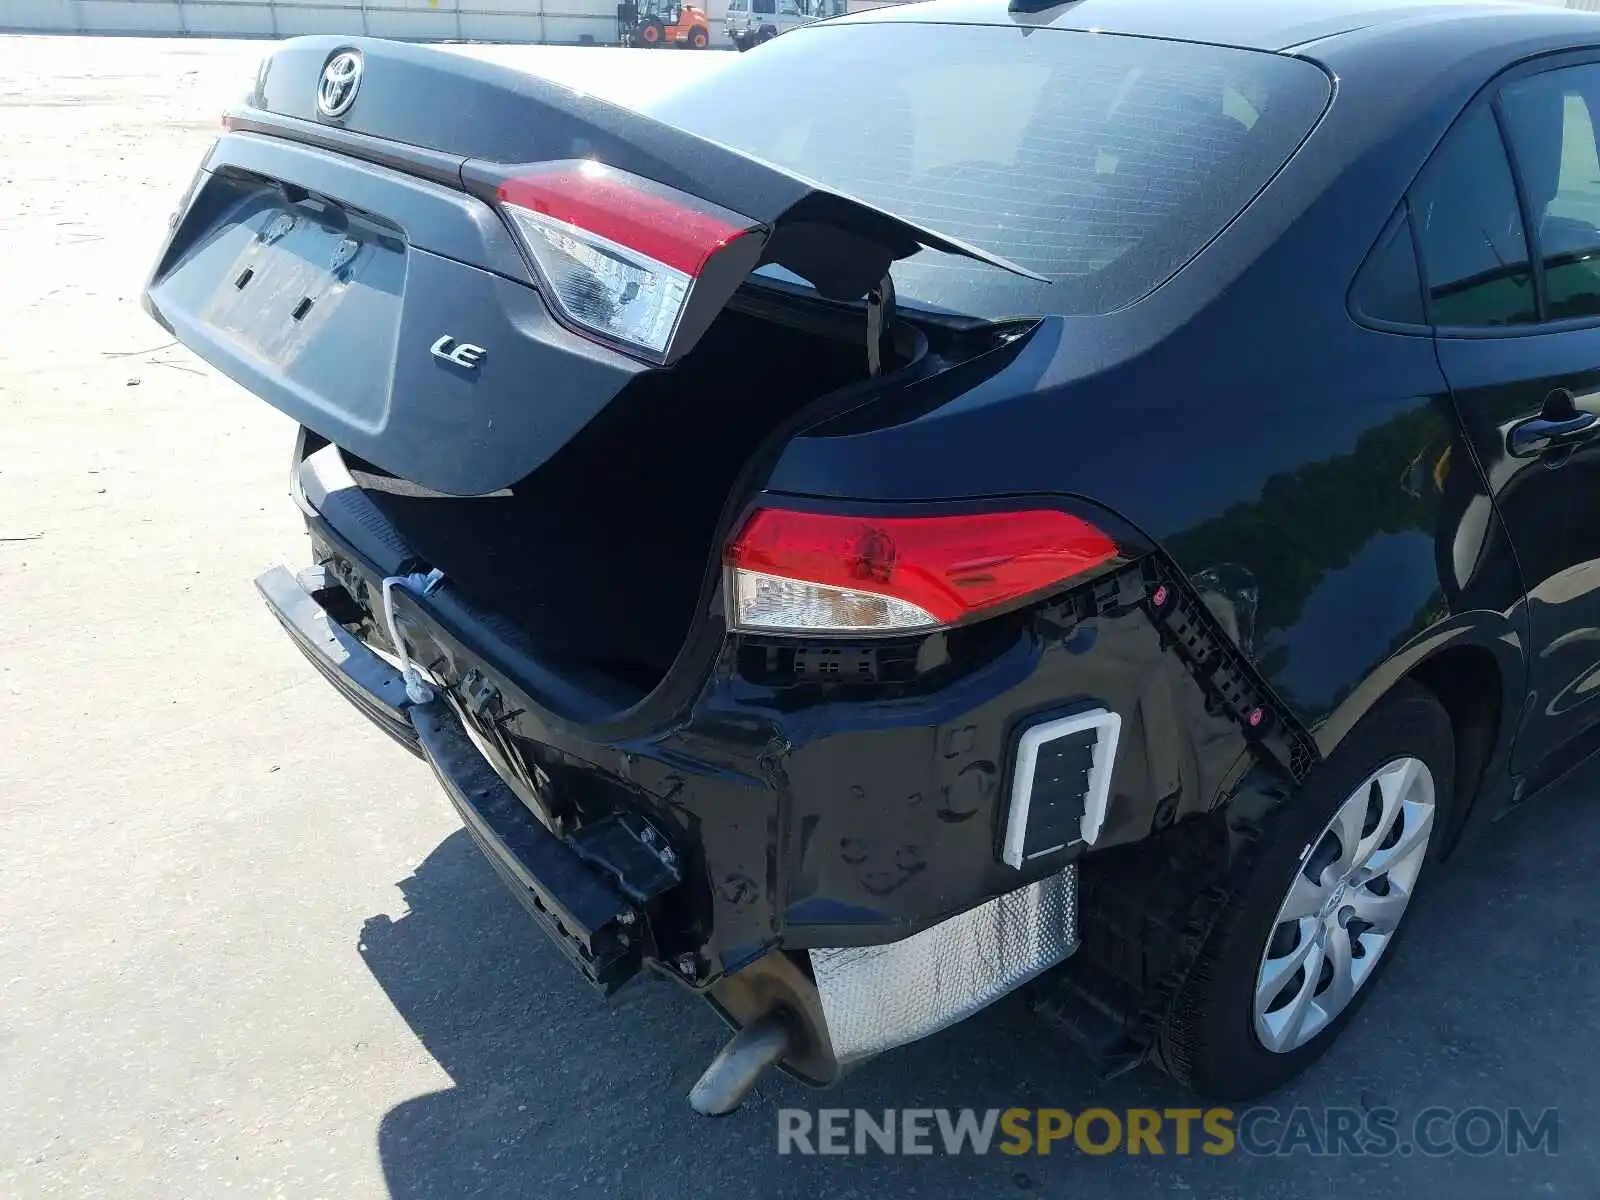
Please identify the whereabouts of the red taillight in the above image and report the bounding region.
[499,164,751,277]
[725,508,1119,634]
[495,160,761,361]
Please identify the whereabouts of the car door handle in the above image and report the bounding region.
[1508,408,1599,457]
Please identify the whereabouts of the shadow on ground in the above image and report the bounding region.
[361,765,1600,1200]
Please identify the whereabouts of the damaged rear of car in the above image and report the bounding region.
[145,15,1350,1108]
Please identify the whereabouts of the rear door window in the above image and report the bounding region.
[645,23,1330,317]
[1409,107,1536,327]
[1499,66,1600,322]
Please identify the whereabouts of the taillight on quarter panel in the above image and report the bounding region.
[725,507,1119,634]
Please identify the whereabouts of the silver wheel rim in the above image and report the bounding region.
[1253,756,1435,1054]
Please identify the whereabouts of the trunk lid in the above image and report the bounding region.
[145,38,1033,497]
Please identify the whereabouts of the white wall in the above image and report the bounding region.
[9,0,1600,41]
[0,0,938,41]
[0,0,697,43]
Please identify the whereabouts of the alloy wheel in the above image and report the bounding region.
[1253,756,1436,1053]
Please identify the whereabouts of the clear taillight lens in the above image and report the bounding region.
[731,568,942,634]
[725,507,1120,635]
[498,161,758,363]
[502,205,692,358]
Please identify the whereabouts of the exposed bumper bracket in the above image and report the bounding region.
[255,563,643,993]
[411,701,642,993]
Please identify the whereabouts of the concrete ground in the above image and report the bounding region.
[1,34,1598,1200]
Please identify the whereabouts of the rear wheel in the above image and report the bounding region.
[639,22,664,45]
[1154,682,1451,1099]
[734,33,752,51]
[688,25,709,47]
[757,25,777,43]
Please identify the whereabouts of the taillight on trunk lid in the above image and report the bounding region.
[724,508,1119,634]
[497,160,764,363]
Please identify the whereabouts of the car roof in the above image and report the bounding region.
[835,0,1600,55]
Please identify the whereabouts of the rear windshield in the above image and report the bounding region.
[644,23,1330,318]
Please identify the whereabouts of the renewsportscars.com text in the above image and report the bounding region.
[777,1106,1559,1158]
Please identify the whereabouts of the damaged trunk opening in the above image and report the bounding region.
[343,286,924,707]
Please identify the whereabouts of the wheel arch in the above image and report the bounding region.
[1313,614,1525,857]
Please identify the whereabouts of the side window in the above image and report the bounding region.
[753,0,774,13]
[1500,66,1600,321]
[1409,107,1536,327]
[1351,206,1426,327]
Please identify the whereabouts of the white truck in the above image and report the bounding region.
[723,0,848,51]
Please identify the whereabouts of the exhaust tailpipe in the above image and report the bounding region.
[688,1010,795,1116]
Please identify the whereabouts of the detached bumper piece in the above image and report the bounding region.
[809,866,1079,1068]
[410,702,640,993]
[256,565,641,994]
[256,565,420,754]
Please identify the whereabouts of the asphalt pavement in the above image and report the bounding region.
[1,34,1597,1199]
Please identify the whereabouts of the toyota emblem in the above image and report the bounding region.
[316,50,363,119]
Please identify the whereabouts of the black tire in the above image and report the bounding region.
[757,25,776,43]
[639,22,664,45]
[1153,681,1453,1100]
[688,25,709,47]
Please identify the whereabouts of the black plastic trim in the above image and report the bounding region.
[1143,558,1320,782]
[297,445,423,577]
[224,107,468,191]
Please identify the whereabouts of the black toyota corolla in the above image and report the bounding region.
[144,0,1600,1110]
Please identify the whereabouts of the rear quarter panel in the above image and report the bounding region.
[765,20,1549,799]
